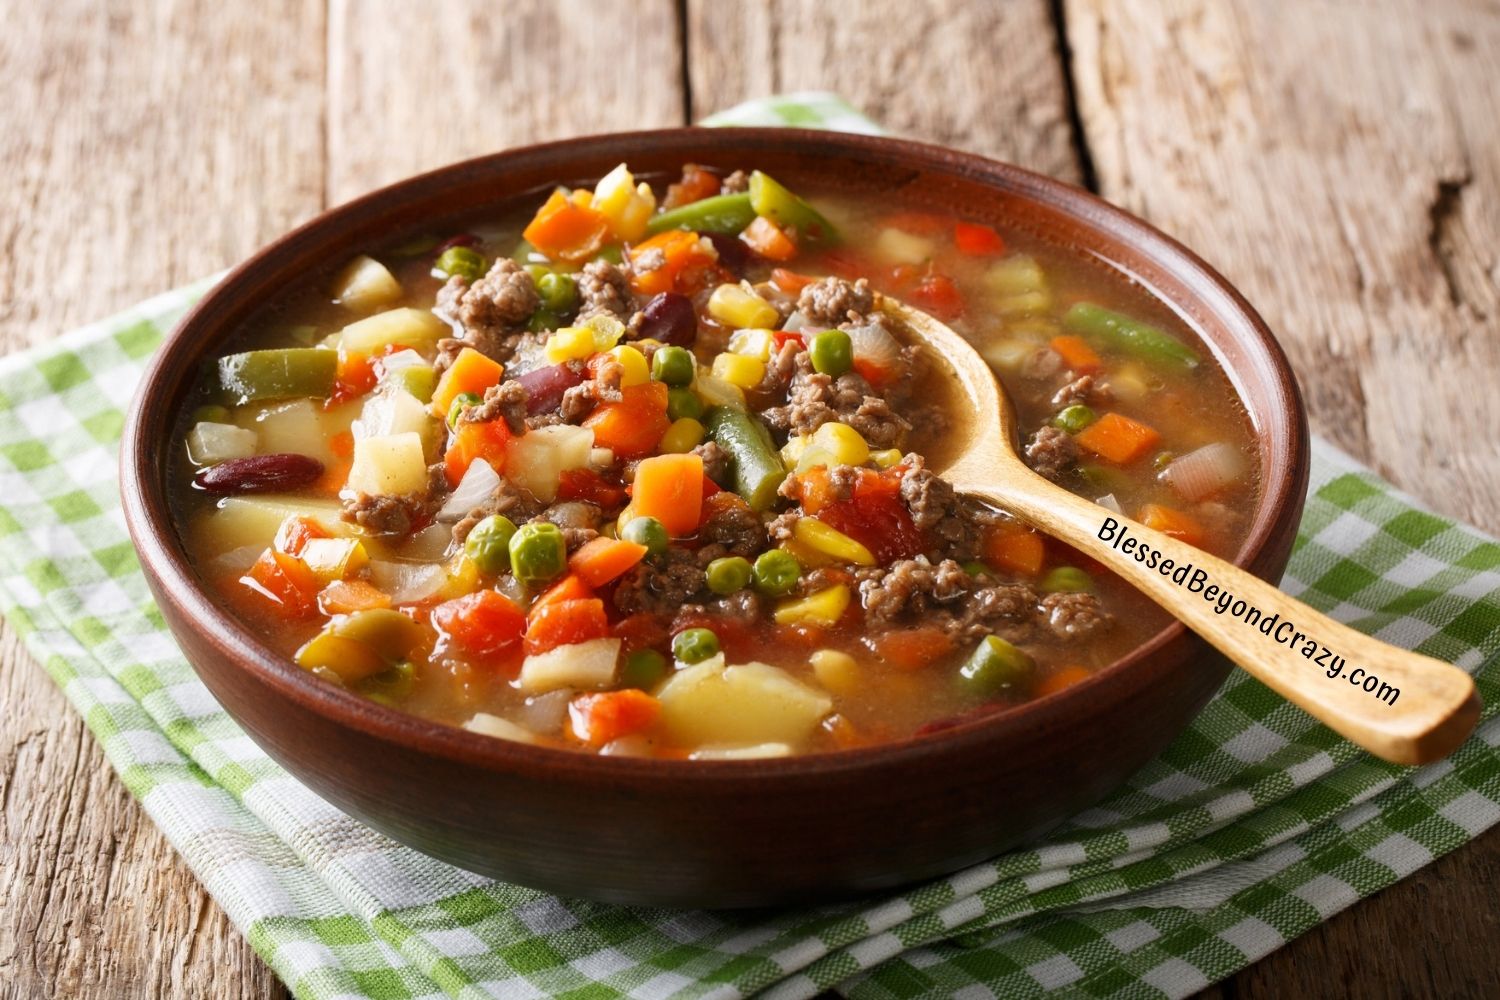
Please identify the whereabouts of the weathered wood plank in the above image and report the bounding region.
[685,0,1083,182]
[1062,1,1500,994]
[326,0,685,203]
[0,0,326,996]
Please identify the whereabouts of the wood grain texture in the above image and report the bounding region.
[685,0,1084,182]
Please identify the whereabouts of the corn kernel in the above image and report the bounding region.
[608,345,649,386]
[592,164,657,242]
[728,328,774,361]
[774,584,850,627]
[793,518,875,565]
[711,352,766,390]
[584,314,625,352]
[794,444,837,475]
[658,417,705,454]
[780,434,810,469]
[810,649,859,695]
[544,326,595,364]
[811,422,869,466]
[871,448,904,469]
[707,283,779,329]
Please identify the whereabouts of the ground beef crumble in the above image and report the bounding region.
[1040,591,1111,640]
[856,557,1049,643]
[433,259,539,371]
[613,548,705,616]
[797,276,875,326]
[692,440,731,484]
[1024,425,1077,482]
[342,493,428,538]
[760,363,911,448]
[465,379,529,433]
[447,476,543,544]
[575,260,634,322]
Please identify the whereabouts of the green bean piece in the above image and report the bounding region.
[747,171,839,245]
[393,365,437,403]
[436,246,487,281]
[672,627,721,665]
[464,515,518,575]
[621,516,670,557]
[537,272,578,315]
[705,556,753,595]
[523,263,551,282]
[705,406,787,512]
[620,649,669,690]
[1079,464,1131,494]
[645,193,757,236]
[216,349,338,404]
[808,329,854,378]
[1040,566,1093,594]
[191,404,232,425]
[1051,404,1096,434]
[667,387,704,422]
[447,392,483,429]
[1062,302,1201,373]
[651,346,696,387]
[508,522,567,587]
[959,635,1035,696]
[595,245,624,265]
[751,549,801,597]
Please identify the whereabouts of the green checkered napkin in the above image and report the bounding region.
[3,94,1497,1000]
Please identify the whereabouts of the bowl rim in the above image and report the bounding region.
[120,126,1308,780]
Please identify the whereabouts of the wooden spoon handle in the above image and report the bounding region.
[970,473,1481,765]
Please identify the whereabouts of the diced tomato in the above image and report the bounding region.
[568,537,648,587]
[740,216,798,262]
[953,221,1006,256]
[852,358,895,387]
[819,493,925,563]
[770,269,815,295]
[910,272,964,320]
[870,627,955,671]
[444,418,511,486]
[524,598,610,655]
[818,248,874,280]
[662,164,723,210]
[557,468,629,510]
[568,689,661,746]
[627,230,720,296]
[241,548,319,619]
[701,473,723,498]
[612,613,671,654]
[328,351,378,406]
[774,622,832,650]
[788,464,900,515]
[770,330,806,355]
[433,590,526,658]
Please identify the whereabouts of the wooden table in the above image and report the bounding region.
[3,1,1497,996]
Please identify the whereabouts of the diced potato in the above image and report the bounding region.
[980,338,1040,373]
[298,537,369,583]
[186,422,257,465]
[689,743,793,760]
[656,659,832,748]
[190,495,350,558]
[464,713,541,744]
[985,254,1048,297]
[332,255,402,312]
[339,307,447,357]
[253,398,339,466]
[503,424,594,503]
[872,226,935,265]
[353,387,436,454]
[518,638,621,694]
[346,432,428,497]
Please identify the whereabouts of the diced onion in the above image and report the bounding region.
[380,349,426,372]
[782,309,811,333]
[463,712,539,744]
[437,458,499,520]
[844,319,902,370]
[1162,443,1246,502]
[369,560,446,605]
[1095,493,1123,515]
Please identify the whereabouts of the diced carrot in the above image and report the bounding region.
[529,574,595,620]
[1074,413,1161,465]
[662,164,722,210]
[274,515,330,557]
[443,418,511,485]
[953,221,1006,256]
[740,216,798,262]
[568,689,660,746]
[583,381,670,459]
[770,268,815,294]
[329,351,378,405]
[431,347,504,417]
[882,210,948,236]
[631,453,704,536]
[330,430,355,460]
[871,628,956,671]
[983,523,1046,577]
[822,713,865,750]
[1034,665,1092,698]
[627,230,717,296]
[1138,503,1206,546]
[569,537,648,587]
[1049,335,1102,373]
[433,590,526,657]
[318,579,392,615]
[242,548,319,619]
[910,272,964,320]
[522,188,611,263]
[524,598,610,655]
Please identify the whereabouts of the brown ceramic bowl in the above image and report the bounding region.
[120,128,1308,907]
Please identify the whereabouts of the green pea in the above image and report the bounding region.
[537,272,578,315]
[436,246,487,281]
[672,627,720,665]
[752,549,801,596]
[667,387,704,422]
[621,516,669,557]
[962,560,990,577]
[621,649,669,690]
[1051,404,1096,434]
[809,329,853,378]
[651,346,696,387]
[523,263,551,282]
[705,556,752,595]
[508,521,567,587]
[1040,566,1093,594]
[191,404,232,425]
[959,635,1035,697]
[447,392,483,429]
[528,308,560,333]
[464,514,518,575]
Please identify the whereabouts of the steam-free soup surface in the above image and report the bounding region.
[175,163,1258,758]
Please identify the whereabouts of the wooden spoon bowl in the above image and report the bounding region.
[123,128,1313,906]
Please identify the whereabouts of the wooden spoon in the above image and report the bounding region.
[881,296,1481,765]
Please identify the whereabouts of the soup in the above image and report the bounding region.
[173,163,1259,758]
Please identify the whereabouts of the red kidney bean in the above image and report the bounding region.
[702,232,750,275]
[634,292,697,346]
[515,363,587,415]
[194,454,325,494]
